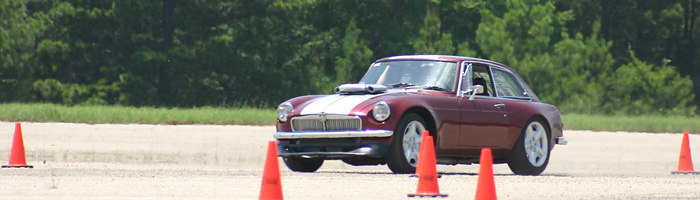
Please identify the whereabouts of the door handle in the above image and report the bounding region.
[494,103,507,117]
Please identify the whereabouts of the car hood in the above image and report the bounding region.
[293,87,452,116]
[298,93,391,116]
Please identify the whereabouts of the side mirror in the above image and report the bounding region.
[468,85,484,101]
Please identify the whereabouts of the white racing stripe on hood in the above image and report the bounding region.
[300,94,385,115]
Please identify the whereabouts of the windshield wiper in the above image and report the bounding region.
[390,83,417,88]
[422,85,448,91]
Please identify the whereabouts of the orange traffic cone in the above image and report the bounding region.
[259,140,283,200]
[2,123,33,168]
[410,131,442,178]
[672,132,699,175]
[410,130,429,178]
[408,135,447,198]
[475,148,497,200]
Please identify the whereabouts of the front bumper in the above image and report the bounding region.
[273,130,393,139]
[274,130,394,158]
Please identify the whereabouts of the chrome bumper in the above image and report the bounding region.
[556,137,568,145]
[278,146,387,157]
[273,130,393,139]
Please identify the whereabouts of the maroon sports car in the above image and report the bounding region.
[274,55,567,175]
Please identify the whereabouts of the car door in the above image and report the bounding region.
[458,64,509,147]
[489,66,536,139]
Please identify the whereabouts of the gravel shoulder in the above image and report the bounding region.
[1,122,699,199]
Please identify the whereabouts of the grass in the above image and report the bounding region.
[562,113,700,133]
[0,103,276,126]
[1,103,699,133]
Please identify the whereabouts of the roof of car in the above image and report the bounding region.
[376,55,511,69]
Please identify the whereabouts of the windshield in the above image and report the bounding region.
[359,60,458,93]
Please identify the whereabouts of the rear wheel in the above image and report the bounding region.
[507,118,551,175]
[386,113,426,174]
[283,157,324,172]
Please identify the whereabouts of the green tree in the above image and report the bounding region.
[334,19,373,87]
[475,0,572,66]
[5,0,698,115]
[472,0,698,116]
[556,1,700,114]
[0,0,51,102]
[605,51,696,116]
[474,0,583,108]
[413,7,455,54]
[546,22,615,113]
[33,1,123,105]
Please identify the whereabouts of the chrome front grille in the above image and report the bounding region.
[292,119,323,131]
[291,115,361,132]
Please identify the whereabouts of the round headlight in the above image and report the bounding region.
[373,101,390,122]
[277,102,294,122]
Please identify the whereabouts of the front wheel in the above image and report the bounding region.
[386,113,427,174]
[507,118,551,175]
[283,157,324,172]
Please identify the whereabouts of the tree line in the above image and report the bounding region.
[1,0,698,116]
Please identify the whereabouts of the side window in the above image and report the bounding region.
[492,68,527,98]
[462,64,494,96]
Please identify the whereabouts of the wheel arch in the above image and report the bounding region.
[526,114,556,151]
[507,101,563,151]
[401,107,437,138]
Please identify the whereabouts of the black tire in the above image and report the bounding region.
[386,113,427,174]
[283,157,324,172]
[507,118,551,175]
